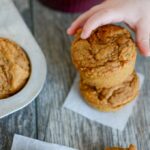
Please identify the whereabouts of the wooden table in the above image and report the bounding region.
[0,0,150,149]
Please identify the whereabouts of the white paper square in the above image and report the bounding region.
[11,134,77,150]
[63,73,144,131]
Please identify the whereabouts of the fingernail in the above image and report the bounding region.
[81,32,88,39]
[138,40,150,57]
[143,46,150,57]
[67,28,72,34]
[146,51,150,57]
[141,51,150,57]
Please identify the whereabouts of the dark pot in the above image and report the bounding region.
[39,0,103,13]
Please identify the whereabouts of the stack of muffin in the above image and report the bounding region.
[71,24,139,112]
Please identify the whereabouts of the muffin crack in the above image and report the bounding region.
[72,25,136,70]
[96,72,138,106]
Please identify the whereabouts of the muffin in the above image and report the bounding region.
[105,144,137,150]
[0,38,30,99]
[71,24,136,88]
[80,72,139,112]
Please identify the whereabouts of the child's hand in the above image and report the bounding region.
[67,0,150,56]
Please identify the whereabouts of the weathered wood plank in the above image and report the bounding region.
[32,0,150,150]
[0,0,37,149]
[13,0,33,30]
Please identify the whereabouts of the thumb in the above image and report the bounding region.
[81,9,123,39]
[136,21,150,56]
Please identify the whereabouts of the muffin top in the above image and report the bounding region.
[71,24,136,71]
[0,38,30,99]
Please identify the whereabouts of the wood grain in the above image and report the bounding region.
[0,0,37,150]
[0,0,150,150]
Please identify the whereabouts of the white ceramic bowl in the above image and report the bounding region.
[0,0,47,118]
[0,39,47,118]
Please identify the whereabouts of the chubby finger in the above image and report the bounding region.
[80,9,124,39]
[67,5,101,35]
[136,21,150,56]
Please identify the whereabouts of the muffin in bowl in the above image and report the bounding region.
[0,38,30,99]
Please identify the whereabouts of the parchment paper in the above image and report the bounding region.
[63,73,144,131]
[11,134,77,150]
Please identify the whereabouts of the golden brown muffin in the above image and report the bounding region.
[80,72,139,112]
[0,38,30,99]
[105,144,137,150]
[72,24,136,88]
